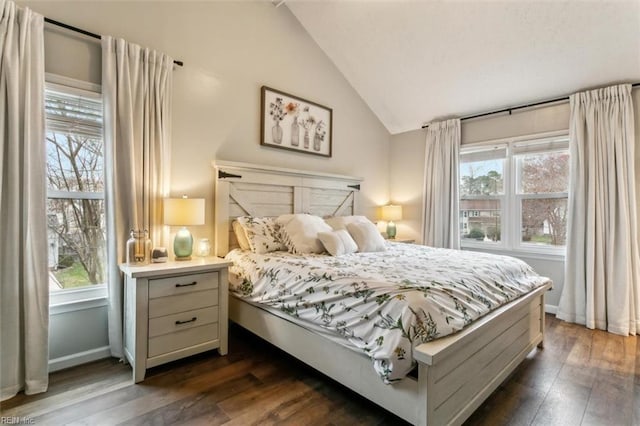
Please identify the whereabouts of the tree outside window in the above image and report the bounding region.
[46,86,105,291]
[518,151,569,246]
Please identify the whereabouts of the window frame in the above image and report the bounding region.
[460,133,569,259]
[45,73,107,304]
[459,144,507,248]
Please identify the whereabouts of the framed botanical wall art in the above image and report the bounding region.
[260,86,332,158]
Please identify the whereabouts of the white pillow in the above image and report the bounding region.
[232,220,251,251]
[346,222,387,252]
[235,216,286,254]
[274,214,295,226]
[324,215,372,230]
[318,230,358,256]
[277,214,332,254]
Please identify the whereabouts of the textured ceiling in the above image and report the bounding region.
[286,0,640,134]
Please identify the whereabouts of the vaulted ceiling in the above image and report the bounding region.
[286,1,640,134]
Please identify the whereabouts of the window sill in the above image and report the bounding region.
[50,284,108,315]
[461,244,566,262]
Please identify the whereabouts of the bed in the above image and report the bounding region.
[213,160,552,426]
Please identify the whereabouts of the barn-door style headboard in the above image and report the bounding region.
[213,161,363,256]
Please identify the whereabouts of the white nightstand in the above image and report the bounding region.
[387,238,415,244]
[120,257,232,383]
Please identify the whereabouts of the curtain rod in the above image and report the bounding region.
[44,17,184,67]
[421,82,640,129]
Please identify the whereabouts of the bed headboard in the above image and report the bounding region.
[213,160,363,256]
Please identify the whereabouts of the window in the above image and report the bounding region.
[45,80,106,292]
[459,136,569,255]
[460,147,505,243]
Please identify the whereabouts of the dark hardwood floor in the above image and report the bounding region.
[1,314,638,425]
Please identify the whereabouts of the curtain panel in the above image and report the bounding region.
[557,84,640,336]
[422,118,461,249]
[0,0,48,400]
[102,36,173,357]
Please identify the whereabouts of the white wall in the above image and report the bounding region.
[20,0,391,363]
[390,92,640,309]
[23,0,391,237]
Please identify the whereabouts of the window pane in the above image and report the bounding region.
[460,199,501,242]
[46,132,104,192]
[518,151,569,194]
[47,198,106,291]
[521,198,567,246]
[460,159,504,196]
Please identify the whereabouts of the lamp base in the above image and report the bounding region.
[386,221,397,239]
[174,227,194,261]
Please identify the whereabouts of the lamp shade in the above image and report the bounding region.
[381,205,402,222]
[163,197,205,226]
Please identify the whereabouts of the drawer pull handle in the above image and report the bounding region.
[175,281,197,288]
[175,317,197,325]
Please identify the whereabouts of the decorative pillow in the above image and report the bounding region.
[232,220,251,251]
[277,214,332,254]
[346,221,387,252]
[324,215,372,230]
[318,230,358,256]
[235,216,286,254]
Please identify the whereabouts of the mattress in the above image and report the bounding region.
[226,242,550,383]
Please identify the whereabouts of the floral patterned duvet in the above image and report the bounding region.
[226,242,550,383]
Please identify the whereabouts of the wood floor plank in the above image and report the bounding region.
[65,358,255,426]
[556,330,599,389]
[2,315,638,426]
[634,383,640,426]
[466,380,546,426]
[581,332,636,426]
[635,337,640,426]
[117,374,261,426]
[273,391,334,425]
[1,368,132,419]
[33,351,231,425]
[0,358,128,411]
[216,378,310,423]
[529,376,591,426]
[509,349,563,394]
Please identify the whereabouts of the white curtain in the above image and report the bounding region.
[102,36,173,357]
[557,84,640,336]
[0,0,48,400]
[422,118,461,249]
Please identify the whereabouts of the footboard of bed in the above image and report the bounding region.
[413,281,551,425]
[229,296,421,422]
[229,281,550,426]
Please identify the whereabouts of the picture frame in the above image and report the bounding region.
[260,86,332,158]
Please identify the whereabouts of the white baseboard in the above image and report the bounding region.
[545,304,557,314]
[49,346,111,373]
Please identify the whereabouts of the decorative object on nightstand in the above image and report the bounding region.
[381,204,403,239]
[151,247,168,263]
[120,257,232,383]
[163,196,205,261]
[126,229,152,265]
[197,238,211,257]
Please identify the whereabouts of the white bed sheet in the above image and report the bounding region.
[226,242,550,383]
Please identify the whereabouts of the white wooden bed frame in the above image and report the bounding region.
[213,160,551,426]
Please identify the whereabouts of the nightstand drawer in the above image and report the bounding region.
[149,272,218,299]
[148,306,220,338]
[148,323,219,358]
[148,289,219,318]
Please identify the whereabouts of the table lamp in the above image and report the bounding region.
[163,196,205,261]
[381,204,402,239]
